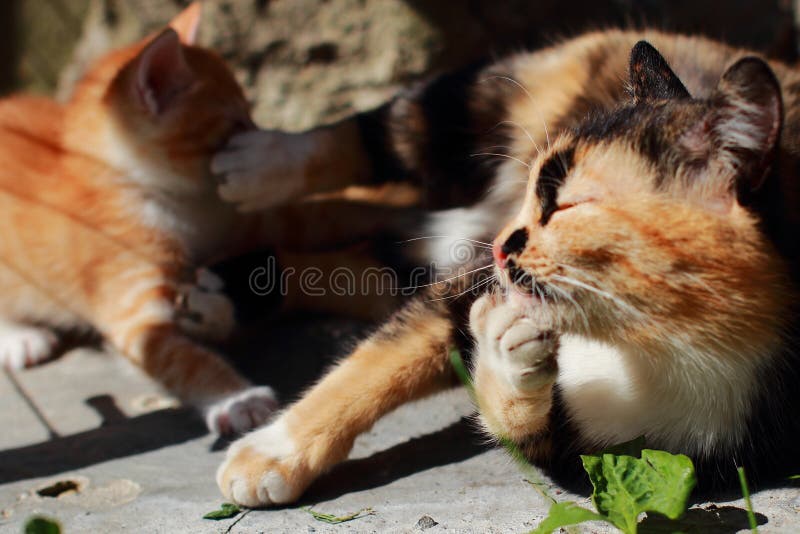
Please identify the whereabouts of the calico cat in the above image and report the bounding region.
[215,30,800,505]
[0,3,281,434]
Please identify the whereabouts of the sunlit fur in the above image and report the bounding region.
[217,28,800,504]
[493,135,791,455]
[0,5,277,428]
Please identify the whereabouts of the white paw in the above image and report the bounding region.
[211,129,312,212]
[0,323,58,370]
[470,294,558,391]
[177,269,235,341]
[217,417,308,507]
[205,386,279,436]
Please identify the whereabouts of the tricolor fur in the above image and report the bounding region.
[216,29,800,505]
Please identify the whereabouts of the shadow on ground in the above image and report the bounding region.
[303,416,489,503]
[0,401,205,484]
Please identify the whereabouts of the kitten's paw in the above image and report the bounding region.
[177,269,235,341]
[0,323,58,370]
[471,295,558,391]
[205,386,279,436]
[217,417,309,507]
[211,129,312,212]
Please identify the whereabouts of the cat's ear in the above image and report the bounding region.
[132,29,195,116]
[629,41,690,103]
[681,57,782,206]
[169,2,202,45]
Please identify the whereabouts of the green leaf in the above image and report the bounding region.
[203,502,241,520]
[303,506,374,524]
[788,475,800,480]
[531,501,611,534]
[24,517,61,534]
[449,347,474,394]
[581,449,696,534]
[737,467,758,533]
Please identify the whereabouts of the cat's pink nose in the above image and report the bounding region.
[493,242,508,268]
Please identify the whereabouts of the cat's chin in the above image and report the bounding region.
[503,283,558,308]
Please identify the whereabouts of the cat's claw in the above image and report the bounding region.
[0,323,58,370]
[217,416,308,507]
[211,129,311,212]
[470,293,559,391]
[205,386,279,436]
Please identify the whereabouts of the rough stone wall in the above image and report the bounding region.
[2,0,797,130]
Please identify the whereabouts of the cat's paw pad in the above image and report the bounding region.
[211,129,310,212]
[205,386,279,436]
[217,418,308,507]
[0,325,58,370]
[177,270,235,341]
[471,295,558,391]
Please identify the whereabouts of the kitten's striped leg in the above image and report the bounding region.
[94,265,276,435]
[0,319,58,370]
[469,293,556,446]
[216,298,458,506]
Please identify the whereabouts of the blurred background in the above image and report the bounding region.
[0,0,798,131]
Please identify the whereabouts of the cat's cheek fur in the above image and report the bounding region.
[216,415,304,506]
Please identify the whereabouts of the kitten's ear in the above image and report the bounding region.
[132,29,195,116]
[682,57,782,205]
[169,2,202,45]
[629,41,690,103]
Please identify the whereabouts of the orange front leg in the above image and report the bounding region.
[217,298,458,506]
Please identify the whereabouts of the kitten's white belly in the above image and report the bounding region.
[556,334,759,455]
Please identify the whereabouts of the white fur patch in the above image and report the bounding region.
[0,321,58,370]
[212,129,314,212]
[417,159,526,269]
[556,334,761,455]
[472,295,557,391]
[217,415,297,506]
[205,386,279,436]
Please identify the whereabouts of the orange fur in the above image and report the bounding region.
[0,4,275,421]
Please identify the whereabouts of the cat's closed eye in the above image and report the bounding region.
[551,198,594,217]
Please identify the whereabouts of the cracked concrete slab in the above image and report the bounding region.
[0,318,798,533]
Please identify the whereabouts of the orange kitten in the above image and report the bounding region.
[0,3,276,434]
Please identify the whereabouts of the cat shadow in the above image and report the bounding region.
[297,416,490,504]
[639,505,768,533]
[0,394,206,485]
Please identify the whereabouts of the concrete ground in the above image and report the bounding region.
[1,316,799,533]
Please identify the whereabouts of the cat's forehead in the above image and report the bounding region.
[532,100,710,194]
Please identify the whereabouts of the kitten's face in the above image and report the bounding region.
[71,4,252,189]
[493,44,791,349]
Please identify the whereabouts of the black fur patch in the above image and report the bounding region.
[536,147,575,225]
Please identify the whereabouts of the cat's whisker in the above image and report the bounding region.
[482,75,551,151]
[491,120,543,156]
[548,282,591,333]
[551,273,644,319]
[402,263,495,291]
[426,273,497,302]
[470,152,530,169]
[396,235,494,248]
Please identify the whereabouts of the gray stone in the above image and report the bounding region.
[416,514,439,530]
